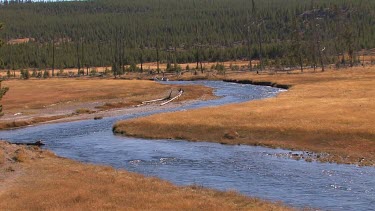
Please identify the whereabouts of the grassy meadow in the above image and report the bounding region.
[0,141,289,210]
[0,79,213,129]
[114,67,375,165]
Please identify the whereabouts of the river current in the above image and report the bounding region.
[1,81,374,210]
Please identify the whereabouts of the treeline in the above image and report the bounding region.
[0,0,374,73]
[0,0,84,4]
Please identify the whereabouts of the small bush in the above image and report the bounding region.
[175,64,182,72]
[215,63,225,71]
[128,63,139,72]
[0,150,4,164]
[166,62,172,71]
[230,65,239,71]
[215,63,225,75]
[31,70,37,77]
[74,108,95,115]
[43,70,50,78]
[20,69,30,79]
[13,149,28,163]
[102,67,111,76]
[78,69,85,75]
[57,69,65,76]
[90,68,97,76]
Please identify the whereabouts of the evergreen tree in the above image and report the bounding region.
[290,16,304,72]
[20,69,30,79]
[0,22,9,116]
[0,0,373,70]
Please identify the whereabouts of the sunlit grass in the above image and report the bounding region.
[2,79,211,113]
[0,79,213,129]
[0,141,290,210]
[115,67,375,165]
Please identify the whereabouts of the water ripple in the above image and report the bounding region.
[0,81,374,211]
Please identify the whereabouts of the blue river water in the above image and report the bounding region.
[0,81,374,210]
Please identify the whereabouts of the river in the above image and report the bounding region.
[0,81,374,210]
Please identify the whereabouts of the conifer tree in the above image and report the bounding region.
[291,16,304,72]
[0,22,9,116]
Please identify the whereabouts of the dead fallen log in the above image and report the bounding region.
[13,140,45,146]
[160,89,184,106]
[136,90,173,107]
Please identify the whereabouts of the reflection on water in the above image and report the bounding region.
[0,81,374,211]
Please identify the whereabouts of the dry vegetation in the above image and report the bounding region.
[0,79,213,129]
[0,60,257,77]
[0,115,70,130]
[114,67,375,165]
[0,141,289,210]
[140,60,259,70]
[2,79,211,112]
[6,38,35,45]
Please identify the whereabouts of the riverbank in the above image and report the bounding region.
[0,79,214,130]
[114,67,375,166]
[0,141,289,210]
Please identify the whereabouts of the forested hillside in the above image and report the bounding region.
[0,0,374,73]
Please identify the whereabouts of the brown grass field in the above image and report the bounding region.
[114,67,375,166]
[0,60,257,78]
[140,60,259,70]
[0,141,289,210]
[6,38,35,45]
[0,79,213,129]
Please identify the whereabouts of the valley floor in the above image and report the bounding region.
[0,78,214,129]
[114,67,375,166]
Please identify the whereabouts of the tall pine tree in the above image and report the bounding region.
[0,22,9,116]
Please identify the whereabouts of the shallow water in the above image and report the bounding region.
[1,81,374,211]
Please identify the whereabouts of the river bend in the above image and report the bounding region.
[0,81,374,211]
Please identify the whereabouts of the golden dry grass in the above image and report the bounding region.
[0,79,213,129]
[140,60,259,70]
[0,59,256,78]
[114,67,375,165]
[7,38,35,45]
[2,79,211,113]
[0,141,289,210]
[0,150,4,165]
[74,108,95,114]
[0,115,70,130]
